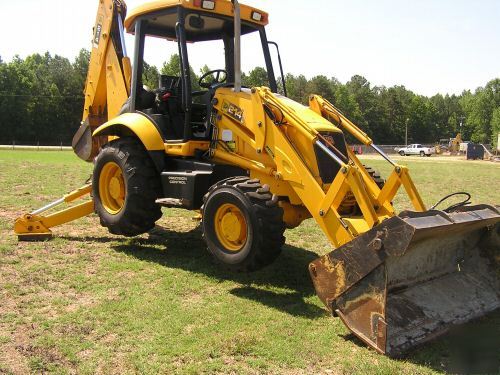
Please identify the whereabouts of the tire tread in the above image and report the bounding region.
[201,176,285,272]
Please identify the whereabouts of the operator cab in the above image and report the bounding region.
[124,0,280,143]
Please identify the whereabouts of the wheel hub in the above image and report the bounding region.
[214,203,247,252]
[109,177,122,200]
[99,162,125,214]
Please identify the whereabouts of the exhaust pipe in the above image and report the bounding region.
[232,0,241,92]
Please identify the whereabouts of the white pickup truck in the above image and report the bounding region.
[396,144,435,157]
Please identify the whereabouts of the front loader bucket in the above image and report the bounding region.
[309,205,500,356]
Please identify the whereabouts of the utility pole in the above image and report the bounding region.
[405,118,409,146]
[459,116,465,135]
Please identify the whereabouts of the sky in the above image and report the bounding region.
[1,0,499,96]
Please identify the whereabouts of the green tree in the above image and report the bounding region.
[306,75,334,102]
[242,67,268,88]
[459,79,500,144]
[142,61,160,89]
[0,49,498,147]
[490,107,500,148]
[161,54,200,90]
[379,85,414,144]
[0,53,84,145]
[333,85,364,127]
[285,74,308,104]
[73,49,90,83]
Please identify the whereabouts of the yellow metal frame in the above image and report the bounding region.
[165,141,210,156]
[210,88,426,248]
[14,1,428,247]
[124,0,268,32]
[93,113,165,151]
[14,185,94,240]
[309,94,426,210]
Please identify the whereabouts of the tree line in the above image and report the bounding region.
[0,50,498,147]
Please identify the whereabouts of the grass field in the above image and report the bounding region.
[0,150,499,374]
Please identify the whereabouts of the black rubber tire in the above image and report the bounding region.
[399,150,405,156]
[363,165,385,189]
[420,151,425,157]
[201,177,285,272]
[92,137,162,237]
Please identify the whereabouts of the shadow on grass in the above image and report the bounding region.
[405,309,500,374]
[63,225,326,319]
[60,225,500,372]
[229,286,325,318]
[341,309,500,374]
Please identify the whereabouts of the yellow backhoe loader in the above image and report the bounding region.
[14,0,499,356]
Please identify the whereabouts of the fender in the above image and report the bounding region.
[93,112,166,171]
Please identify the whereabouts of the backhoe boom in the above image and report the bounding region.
[72,0,131,162]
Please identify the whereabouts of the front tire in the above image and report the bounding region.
[92,137,162,237]
[201,177,285,272]
[364,166,385,189]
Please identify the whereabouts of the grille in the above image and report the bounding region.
[313,132,348,184]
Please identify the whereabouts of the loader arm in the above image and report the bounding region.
[212,88,425,247]
[309,94,374,147]
[301,95,498,355]
[211,87,498,356]
[310,94,426,212]
[72,0,131,162]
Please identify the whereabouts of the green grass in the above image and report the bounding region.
[0,150,499,374]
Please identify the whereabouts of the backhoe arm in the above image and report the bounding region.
[72,0,131,162]
[14,1,131,241]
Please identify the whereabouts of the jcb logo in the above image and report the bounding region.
[222,100,244,123]
[93,23,102,49]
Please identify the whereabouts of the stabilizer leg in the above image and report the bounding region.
[14,185,94,241]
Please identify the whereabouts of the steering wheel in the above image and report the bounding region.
[198,69,227,89]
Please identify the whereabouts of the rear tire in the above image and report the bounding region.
[420,151,425,157]
[201,177,285,272]
[399,150,405,156]
[93,137,162,237]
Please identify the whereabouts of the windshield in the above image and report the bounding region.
[138,7,278,97]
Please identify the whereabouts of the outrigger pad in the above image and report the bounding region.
[309,205,500,356]
[17,233,53,242]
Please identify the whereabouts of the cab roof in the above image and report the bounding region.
[124,0,268,40]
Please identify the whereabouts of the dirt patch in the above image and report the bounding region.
[0,237,101,374]
[0,321,78,374]
[16,341,77,373]
[0,209,24,221]
[0,325,32,375]
[360,154,500,165]
[182,292,204,307]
